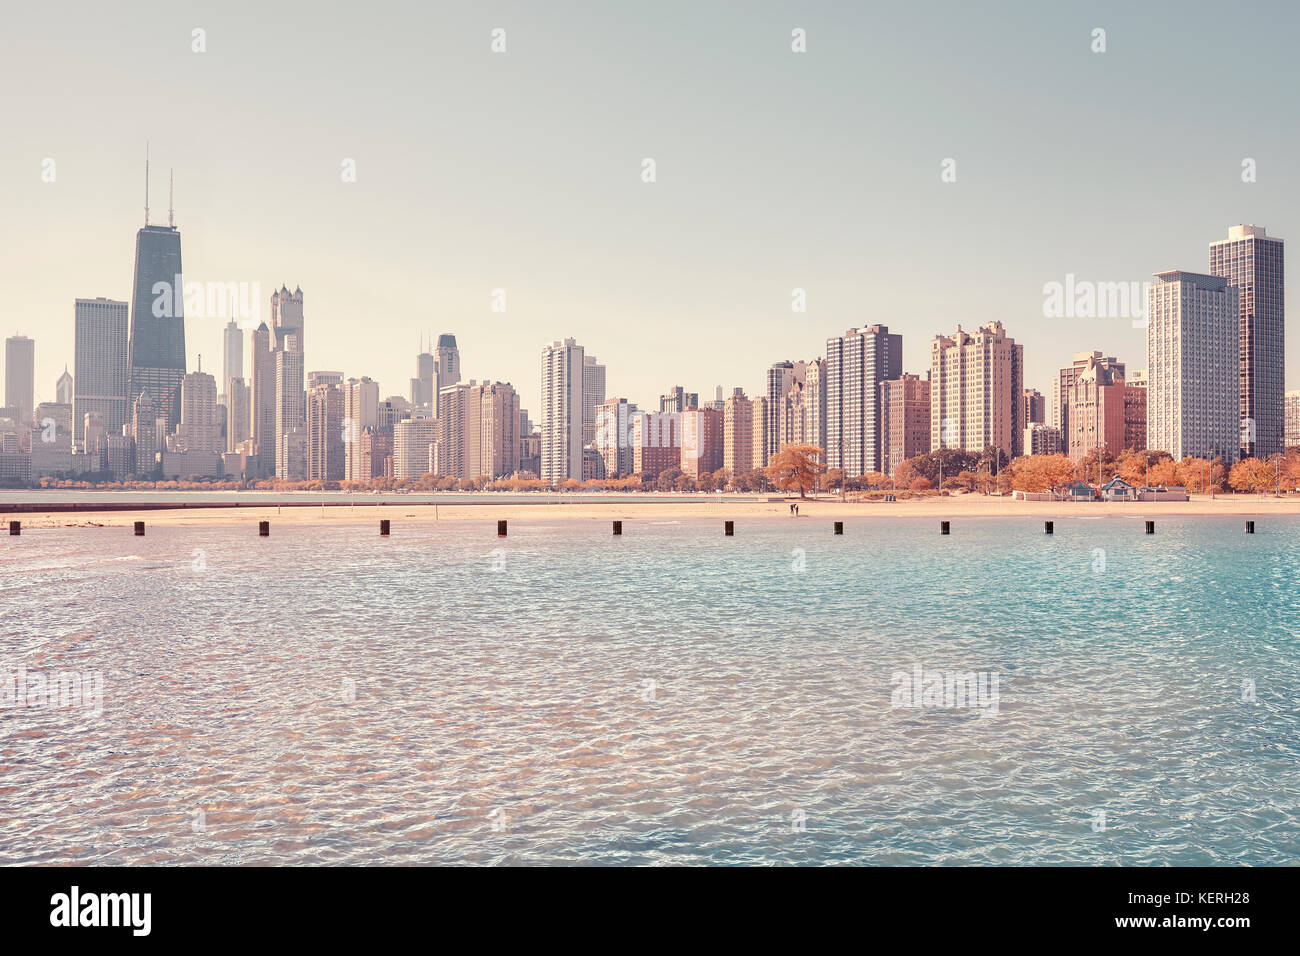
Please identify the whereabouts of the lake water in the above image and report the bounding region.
[2,515,1298,865]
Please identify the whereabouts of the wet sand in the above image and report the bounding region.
[4,492,1298,529]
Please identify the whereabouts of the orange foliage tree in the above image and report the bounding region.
[765,443,826,498]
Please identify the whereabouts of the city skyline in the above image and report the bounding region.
[4,2,1300,418]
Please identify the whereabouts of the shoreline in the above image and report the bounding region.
[4,493,1298,528]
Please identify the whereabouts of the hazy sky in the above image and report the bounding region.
[2,0,1298,417]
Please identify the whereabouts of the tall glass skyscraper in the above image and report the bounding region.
[128,224,186,430]
[1208,225,1285,459]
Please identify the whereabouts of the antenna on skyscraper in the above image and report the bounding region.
[144,141,151,225]
[168,168,174,227]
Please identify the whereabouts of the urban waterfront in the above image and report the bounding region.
[3,516,1297,865]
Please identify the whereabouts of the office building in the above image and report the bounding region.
[4,336,35,425]
[1208,225,1285,458]
[74,297,130,442]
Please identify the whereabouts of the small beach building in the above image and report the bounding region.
[1100,476,1137,501]
[1061,480,1097,502]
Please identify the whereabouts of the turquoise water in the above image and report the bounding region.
[2,515,1298,865]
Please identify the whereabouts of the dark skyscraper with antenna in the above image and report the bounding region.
[128,152,186,430]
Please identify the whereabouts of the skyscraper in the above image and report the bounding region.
[128,210,186,431]
[466,381,521,479]
[226,378,251,453]
[680,406,723,479]
[131,390,158,476]
[582,355,606,446]
[251,323,276,477]
[930,322,1023,460]
[765,360,807,461]
[222,320,243,403]
[4,335,35,426]
[659,386,698,414]
[825,325,903,476]
[1124,371,1147,453]
[307,382,345,481]
[413,348,436,409]
[275,335,306,479]
[177,370,219,455]
[1064,354,1127,462]
[1055,352,1124,439]
[1208,225,1285,458]
[1023,388,1046,426]
[722,388,754,477]
[270,286,304,352]
[880,374,931,478]
[393,418,438,479]
[1146,271,1238,462]
[56,367,74,406]
[1286,389,1300,450]
[595,398,637,479]
[540,338,584,483]
[74,298,130,442]
[344,377,380,480]
[435,333,460,418]
[631,411,680,479]
[802,359,828,454]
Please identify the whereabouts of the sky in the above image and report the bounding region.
[2,0,1298,417]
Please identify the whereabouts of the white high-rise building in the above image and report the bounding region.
[1146,271,1239,462]
[1208,225,1284,458]
[929,322,1023,461]
[177,370,219,454]
[540,338,585,483]
[1286,390,1300,450]
[393,418,438,479]
[344,377,380,480]
[594,397,637,478]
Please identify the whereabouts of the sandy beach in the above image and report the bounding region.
[4,492,1300,529]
